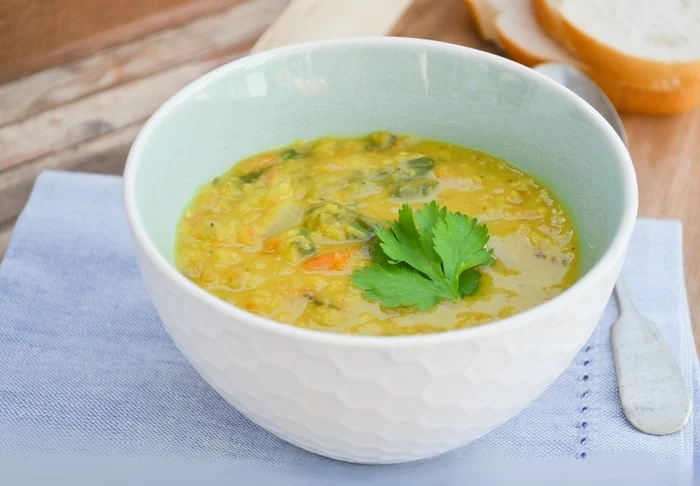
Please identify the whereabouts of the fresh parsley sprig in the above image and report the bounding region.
[350,202,494,311]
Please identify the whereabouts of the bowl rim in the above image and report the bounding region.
[123,36,638,346]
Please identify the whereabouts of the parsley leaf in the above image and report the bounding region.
[413,201,445,264]
[457,268,481,297]
[375,205,449,296]
[350,202,494,310]
[351,263,451,311]
[432,210,494,297]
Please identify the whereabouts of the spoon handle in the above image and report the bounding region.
[611,278,691,435]
[613,277,637,316]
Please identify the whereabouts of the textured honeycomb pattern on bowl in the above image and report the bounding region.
[136,251,617,464]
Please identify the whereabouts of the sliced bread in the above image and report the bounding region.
[539,0,700,89]
[464,0,511,45]
[491,0,700,114]
[495,0,578,67]
[464,0,499,44]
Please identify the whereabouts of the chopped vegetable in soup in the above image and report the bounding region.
[176,132,579,336]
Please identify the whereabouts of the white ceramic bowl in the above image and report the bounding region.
[123,37,637,464]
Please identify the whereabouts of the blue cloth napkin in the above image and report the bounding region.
[0,171,698,485]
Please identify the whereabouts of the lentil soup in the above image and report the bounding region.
[176,132,579,336]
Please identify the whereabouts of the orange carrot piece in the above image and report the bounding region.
[303,250,352,271]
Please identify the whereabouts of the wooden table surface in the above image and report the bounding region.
[0,0,698,346]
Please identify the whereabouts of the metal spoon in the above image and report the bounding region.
[534,62,691,436]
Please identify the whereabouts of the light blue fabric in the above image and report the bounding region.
[0,171,697,484]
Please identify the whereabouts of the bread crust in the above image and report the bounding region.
[472,0,700,114]
[531,0,568,46]
[561,15,700,90]
[588,70,700,115]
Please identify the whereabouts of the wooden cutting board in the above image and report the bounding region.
[0,0,697,347]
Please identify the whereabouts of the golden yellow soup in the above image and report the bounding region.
[176,132,579,336]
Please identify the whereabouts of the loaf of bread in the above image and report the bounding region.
[465,0,700,115]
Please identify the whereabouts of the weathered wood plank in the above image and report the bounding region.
[0,46,251,173]
[251,0,412,53]
[0,0,288,127]
[0,124,141,228]
[0,0,247,84]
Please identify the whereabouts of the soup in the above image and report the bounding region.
[176,132,579,336]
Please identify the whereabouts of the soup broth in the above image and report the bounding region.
[176,132,579,336]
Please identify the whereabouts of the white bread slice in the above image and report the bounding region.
[494,0,700,114]
[464,0,498,44]
[495,0,579,67]
[464,0,510,45]
[542,0,700,90]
